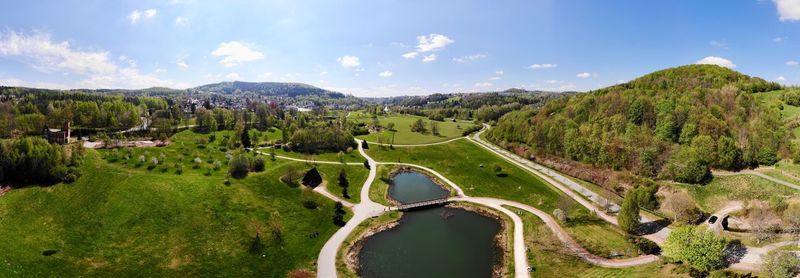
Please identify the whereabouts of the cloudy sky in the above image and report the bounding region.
[0,0,799,97]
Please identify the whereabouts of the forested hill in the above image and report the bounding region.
[487,64,785,184]
[191,81,346,98]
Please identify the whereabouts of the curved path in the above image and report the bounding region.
[468,128,670,242]
[314,140,386,278]
[712,169,800,191]
[362,136,464,147]
[471,126,800,271]
[263,129,794,275]
[379,161,660,269]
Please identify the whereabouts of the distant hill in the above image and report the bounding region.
[488,64,785,186]
[191,81,346,99]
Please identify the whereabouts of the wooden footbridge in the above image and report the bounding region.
[391,197,450,211]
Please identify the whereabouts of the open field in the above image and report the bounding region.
[670,174,798,212]
[316,164,370,203]
[0,145,344,277]
[366,139,563,212]
[271,147,365,163]
[507,206,682,277]
[354,114,475,145]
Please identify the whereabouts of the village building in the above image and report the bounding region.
[43,120,71,144]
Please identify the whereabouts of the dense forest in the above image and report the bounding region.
[488,65,785,184]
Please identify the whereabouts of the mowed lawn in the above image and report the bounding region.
[355,115,475,145]
[365,139,562,212]
[509,207,680,278]
[0,147,344,276]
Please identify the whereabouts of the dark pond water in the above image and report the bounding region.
[357,171,501,278]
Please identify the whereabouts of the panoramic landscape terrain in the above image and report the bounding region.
[2,1,800,278]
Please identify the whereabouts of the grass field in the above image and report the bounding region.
[355,114,475,145]
[506,206,682,277]
[366,139,563,212]
[0,139,346,276]
[269,147,365,163]
[316,164,370,203]
[670,174,798,212]
[562,214,642,259]
[756,90,800,137]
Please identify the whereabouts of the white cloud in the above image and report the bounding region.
[777,75,787,81]
[174,16,189,27]
[495,70,504,75]
[709,40,728,49]
[696,56,736,68]
[176,61,189,69]
[118,55,137,67]
[787,60,799,66]
[378,70,393,77]
[774,0,800,21]
[154,68,167,74]
[416,33,454,52]
[211,41,264,67]
[529,63,557,69]
[545,79,560,84]
[128,10,142,24]
[474,82,493,87]
[0,31,188,89]
[774,37,785,43]
[319,71,328,75]
[354,67,365,72]
[0,31,116,75]
[576,72,592,78]
[144,9,157,18]
[452,53,486,63]
[260,72,272,79]
[422,54,437,62]
[402,52,418,59]
[488,76,500,81]
[337,55,360,68]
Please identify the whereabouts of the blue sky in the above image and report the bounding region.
[0,0,799,97]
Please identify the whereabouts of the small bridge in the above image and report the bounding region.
[392,197,450,211]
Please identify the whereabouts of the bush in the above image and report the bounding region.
[229,152,251,179]
[553,208,567,222]
[618,193,641,234]
[252,155,265,172]
[663,225,727,272]
[626,235,661,255]
[302,167,323,188]
[301,200,319,210]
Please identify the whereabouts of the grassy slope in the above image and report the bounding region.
[316,164,369,203]
[507,206,682,277]
[366,140,640,258]
[0,134,344,277]
[355,114,473,144]
[271,147,365,163]
[366,140,562,211]
[756,90,800,138]
[671,174,798,212]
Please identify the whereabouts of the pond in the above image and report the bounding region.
[356,171,502,278]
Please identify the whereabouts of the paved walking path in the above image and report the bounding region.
[262,129,795,276]
[470,126,800,271]
[313,140,387,278]
[469,128,670,243]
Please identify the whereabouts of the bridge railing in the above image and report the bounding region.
[394,197,450,211]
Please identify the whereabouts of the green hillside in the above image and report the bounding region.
[487,64,785,184]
